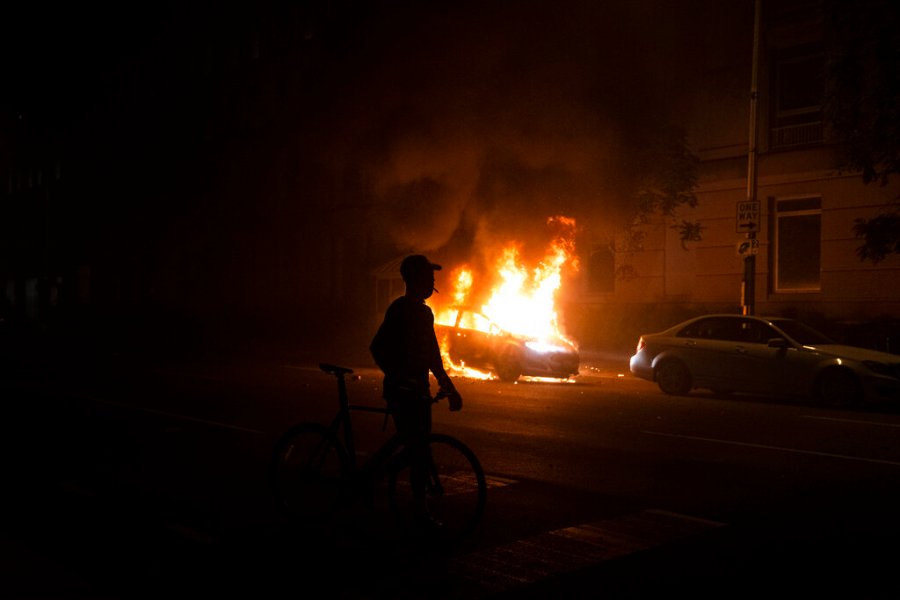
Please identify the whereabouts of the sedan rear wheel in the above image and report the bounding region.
[815,368,863,407]
[656,359,692,396]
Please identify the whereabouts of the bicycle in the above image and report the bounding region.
[271,363,487,546]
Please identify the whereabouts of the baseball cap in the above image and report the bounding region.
[400,254,442,282]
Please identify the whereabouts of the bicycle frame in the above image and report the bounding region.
[273,363,487,543]
[320,363,405,478]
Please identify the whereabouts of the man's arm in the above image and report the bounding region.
[427,327,463,411]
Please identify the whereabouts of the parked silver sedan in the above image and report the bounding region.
[629,314,900,406]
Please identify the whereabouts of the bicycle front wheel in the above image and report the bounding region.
[388,433,487,544]
[271,422,350,520]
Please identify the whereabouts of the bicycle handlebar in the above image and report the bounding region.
[432,389,451,403]
[321,362,451,407]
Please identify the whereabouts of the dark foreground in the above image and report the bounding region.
[3,350,900,599]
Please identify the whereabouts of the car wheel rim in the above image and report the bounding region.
[818,370,861,406]
[658,362,690,395]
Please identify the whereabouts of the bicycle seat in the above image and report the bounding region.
[320,363,354,376]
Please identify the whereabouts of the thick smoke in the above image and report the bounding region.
[318,0,756,267]
[319,0,728,257]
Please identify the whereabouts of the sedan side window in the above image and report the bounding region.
[738,320,762,343]
[678,319,714,338]
[738,320,781,344]
[717,318,748,342]
[679,317,738,341]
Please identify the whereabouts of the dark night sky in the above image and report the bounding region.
[5,1,752,203]
[2,1,755,337]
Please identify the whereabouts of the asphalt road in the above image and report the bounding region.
[3,350,900,599]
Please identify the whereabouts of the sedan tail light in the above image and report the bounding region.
[636,337,646,353]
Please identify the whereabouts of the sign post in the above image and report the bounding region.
[742,0,762,316]
[737,238,759,256]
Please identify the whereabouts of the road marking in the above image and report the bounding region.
[485,474,517,488]
[92,398,265,435]
[802,415,900,428]
[447,509,724,597]
[382,474,514,504]
[644,430,900,466]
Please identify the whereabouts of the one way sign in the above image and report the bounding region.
[736,200,760,233]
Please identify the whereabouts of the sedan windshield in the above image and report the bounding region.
[770,319,835,346]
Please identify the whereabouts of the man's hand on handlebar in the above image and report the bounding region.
[435,382,463,412]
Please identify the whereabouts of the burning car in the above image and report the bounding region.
[435,307,580,382]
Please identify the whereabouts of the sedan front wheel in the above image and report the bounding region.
[814,368,863,407]
[655,359,692,396]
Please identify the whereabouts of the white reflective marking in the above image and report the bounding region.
[94,398,264,435]
[448,509,724,596]
[803,415,900,428]
[485,474,516,487]
[643,430,900,466]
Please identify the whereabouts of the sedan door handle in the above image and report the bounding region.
[684,340,696,347]
[734,346,747,354]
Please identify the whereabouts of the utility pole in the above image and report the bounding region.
[742,0,762,316]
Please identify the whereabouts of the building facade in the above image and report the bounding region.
[572,0,900,352]
[4,1,898,358]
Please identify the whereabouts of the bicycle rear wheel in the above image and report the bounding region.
[387,433,487,544]
[271,422,350,519]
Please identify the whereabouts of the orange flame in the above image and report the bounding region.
[451,268,473,307]
[433,216,578,378]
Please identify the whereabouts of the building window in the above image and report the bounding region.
[770,46,825,148]
[588,244,615,294]
[774,197,821,292]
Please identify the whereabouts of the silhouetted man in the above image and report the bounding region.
[370,254,463,529]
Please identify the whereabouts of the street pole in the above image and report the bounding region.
[743,0,762,316]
